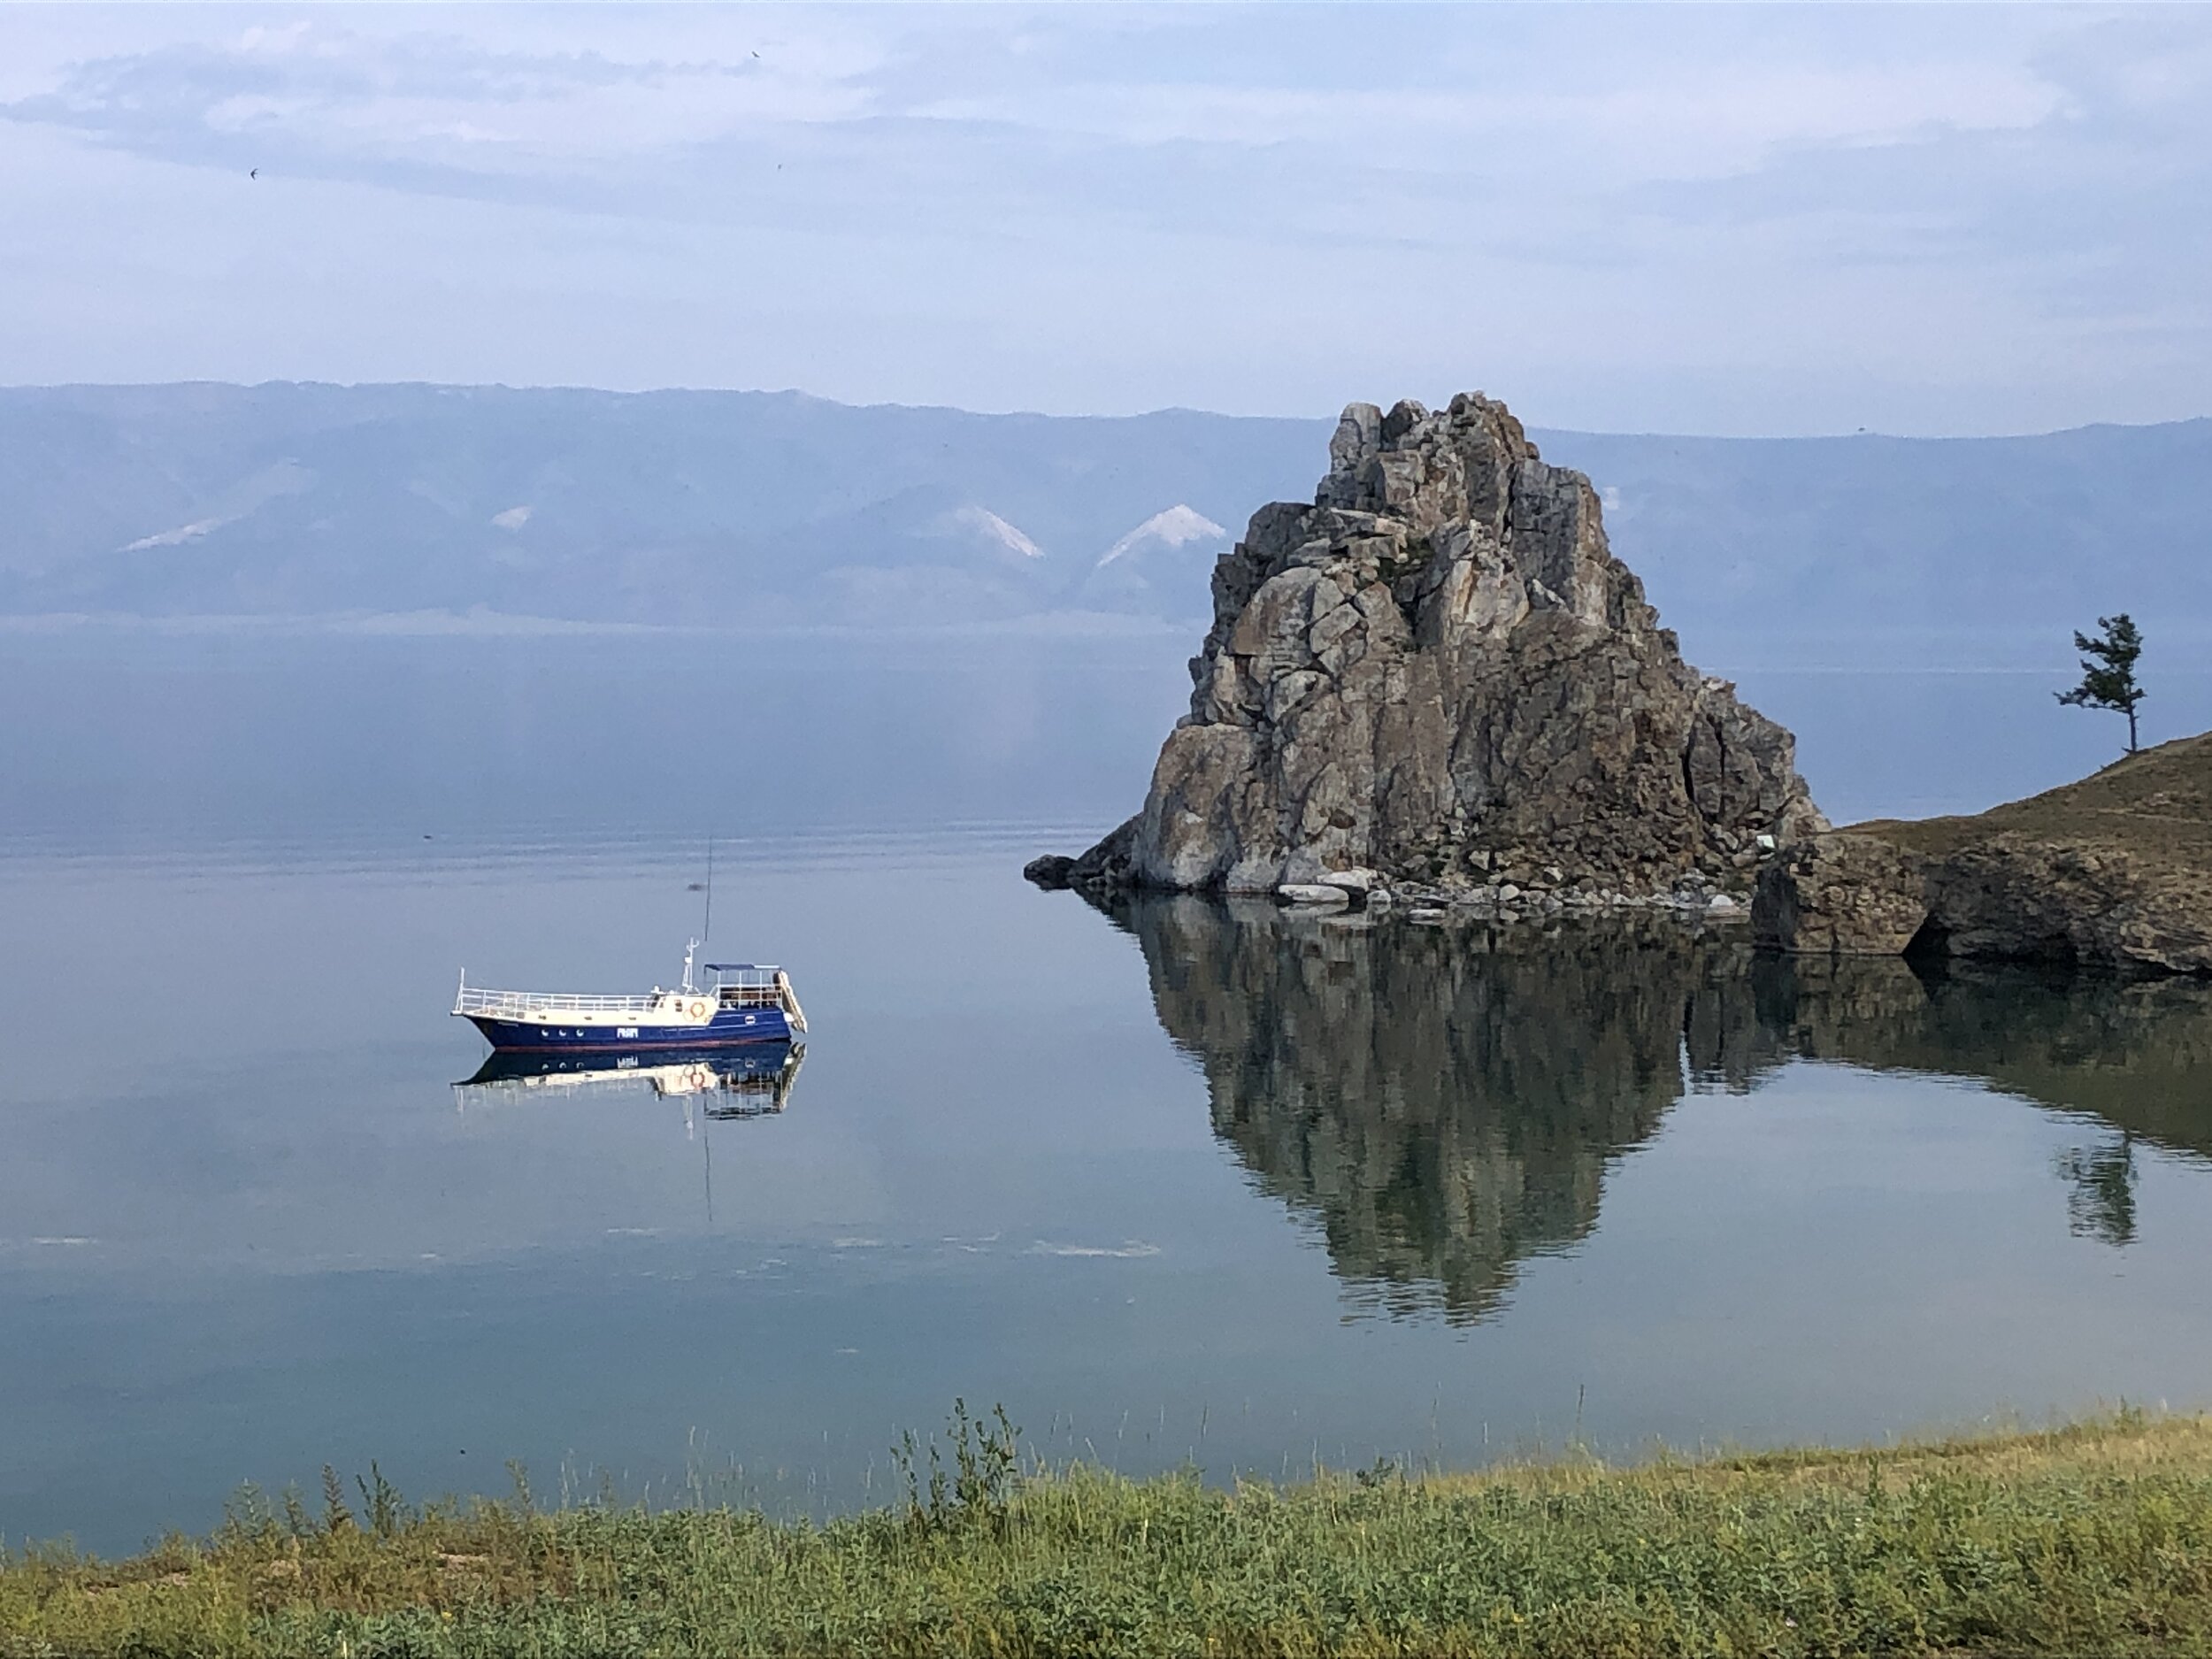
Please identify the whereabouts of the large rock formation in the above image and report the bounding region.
[1032,394,1824,902]
[1755,732,2212,975]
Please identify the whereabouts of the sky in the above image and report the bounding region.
[1,4,2208,436]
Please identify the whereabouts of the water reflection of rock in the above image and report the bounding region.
[1110,900,2212,1319]
[1758,959,2212,1164]
[1764,959,2212,1249]
[1118,898,1784,1322]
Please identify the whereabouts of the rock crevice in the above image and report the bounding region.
[1033,393,1824,901]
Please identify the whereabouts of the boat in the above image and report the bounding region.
[453,941,808,1053]
[455,1041,805,1118]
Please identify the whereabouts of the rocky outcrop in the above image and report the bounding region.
[1755,733,2212,975]
[1034,394,1824,904]
[1022,818,1137,894]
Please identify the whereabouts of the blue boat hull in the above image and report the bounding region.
[467,1007,795,1052]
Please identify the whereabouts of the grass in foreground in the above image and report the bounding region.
[7,1409,2212,1657]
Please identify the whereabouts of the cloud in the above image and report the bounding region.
[0,6,2206,434]
[1626,12,2212,357]
[4,19,851,204]
[0,9,2083,238]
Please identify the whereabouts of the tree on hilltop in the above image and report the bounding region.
[2057,613,2145,755]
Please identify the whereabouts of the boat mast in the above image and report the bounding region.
[702,833,714,944]
[680,835,715,997]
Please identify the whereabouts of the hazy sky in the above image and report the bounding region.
[2,4,2207,435]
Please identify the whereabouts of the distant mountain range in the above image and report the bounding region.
[0,382,1299,630]
[3,382,2207,665]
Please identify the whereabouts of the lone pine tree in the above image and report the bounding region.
[2057,613,2146,755]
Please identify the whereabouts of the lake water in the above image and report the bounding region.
[4,627,2211,1555]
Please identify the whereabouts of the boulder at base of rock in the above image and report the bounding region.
[1026,815,1139,893]
[1276,884,1353,907]
[1319,867,1385,896]
[1753,833,1931,956]
[1033,392,1824,899]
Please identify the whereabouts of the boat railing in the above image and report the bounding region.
[452,962,807,1033]
[454,985,664,1018]
[710,965,809,1033]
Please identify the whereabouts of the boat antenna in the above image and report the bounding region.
[702,833,714,945]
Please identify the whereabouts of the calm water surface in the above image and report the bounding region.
[3,631,2210,1553]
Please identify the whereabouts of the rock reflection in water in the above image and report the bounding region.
[1108,897,2212,1322]
[1755,962,2212,1164]
[1764,961,2212,1250]
[1116,897,1780,1323]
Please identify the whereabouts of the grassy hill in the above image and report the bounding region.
[1869,730,2212,867]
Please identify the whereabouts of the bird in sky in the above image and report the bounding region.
[249,168,257,180]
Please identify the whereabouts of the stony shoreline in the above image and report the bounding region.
[1027,848,1752,923]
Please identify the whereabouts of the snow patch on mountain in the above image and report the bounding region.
[1097,504,1227,567]
[952,505,1046,559]
[115,460,316,555]
[1072,503,1233,619]
[122,517,227,553]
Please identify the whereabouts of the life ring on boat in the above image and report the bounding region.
[688,1000,707,1019]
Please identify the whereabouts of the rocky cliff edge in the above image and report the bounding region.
[1030,393,1825,909]
[1755,733,2212,975]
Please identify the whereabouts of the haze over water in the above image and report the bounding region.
[4,629,2211,1555]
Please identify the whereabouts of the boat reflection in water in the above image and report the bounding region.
[456,1041,805,1119]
